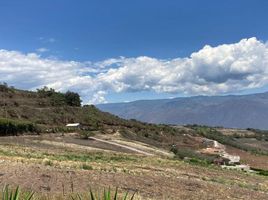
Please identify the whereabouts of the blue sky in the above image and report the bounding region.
[1,0,268,103]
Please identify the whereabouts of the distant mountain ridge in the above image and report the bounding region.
[97,92,268,130]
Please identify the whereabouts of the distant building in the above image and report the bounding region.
[66,123,80,128]
[221,153,240,165]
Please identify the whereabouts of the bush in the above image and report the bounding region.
[81,164,93,170]
[79,130,95,139]
[251,168,268,176]
[0,118,39,136]
[171,146,216,165]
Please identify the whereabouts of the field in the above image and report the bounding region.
[0,133,268,200]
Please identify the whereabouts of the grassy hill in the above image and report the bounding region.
[0,84,193,149]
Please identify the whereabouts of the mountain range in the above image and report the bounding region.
[97,92,268,130]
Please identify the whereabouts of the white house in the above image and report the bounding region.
[66,123,80,128]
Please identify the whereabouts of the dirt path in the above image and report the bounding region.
[89,137,154,156]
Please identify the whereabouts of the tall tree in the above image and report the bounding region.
[64,91,81,107]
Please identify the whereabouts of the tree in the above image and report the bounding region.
[64,91,81,107]
[37,86,56,97]
[0,82,9,92]
[50,92,66,106]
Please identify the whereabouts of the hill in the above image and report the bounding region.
[97,92,268,129]
[0,84,191,149]
[1,84,268,199]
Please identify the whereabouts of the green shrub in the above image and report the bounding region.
[251,168,268,176]
[0,118,38,136]
[79,130,95,139]
[81,164,93,170]
[171,146,216,165]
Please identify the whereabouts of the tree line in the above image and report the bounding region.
[37,86,82,107]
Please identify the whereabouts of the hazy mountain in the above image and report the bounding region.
[97,92,268,130]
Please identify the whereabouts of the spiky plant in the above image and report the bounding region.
[2,185,34,200]
[71,187,135,200]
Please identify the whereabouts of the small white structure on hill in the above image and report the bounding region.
[66,123,80,128]
[221,153,240,165]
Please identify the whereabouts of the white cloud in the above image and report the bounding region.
[0,50,96,101]
[88,91,107,104]
[97,37,268,95]
[1,37,268,104]
[36,48,49,53]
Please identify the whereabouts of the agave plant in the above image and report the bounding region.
[72,187,135,200]
[2,185,34,200]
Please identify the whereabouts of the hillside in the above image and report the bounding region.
[97,92,268,129]
[0,84,196,150]
[1,85,268,199]
[1,84,268,156]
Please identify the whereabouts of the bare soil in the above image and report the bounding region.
[0,134,268,200]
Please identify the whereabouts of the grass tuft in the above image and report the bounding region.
[2,185,34,200]
[71,187,135,200]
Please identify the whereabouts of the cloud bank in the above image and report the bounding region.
[1,37,268,104]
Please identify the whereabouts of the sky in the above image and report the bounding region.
[1,0,268,104]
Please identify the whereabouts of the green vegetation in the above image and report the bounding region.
[1,186,135,200]
[170,146,216,166]
[64,91,82,107]
[79,130,95,139]
[72,188,135,200]
[0,146,138,164]
[2,186,34,200]
[251,168,268,176]
[81,163,93,170]
[37,86,81,107]
[0,118,38,136]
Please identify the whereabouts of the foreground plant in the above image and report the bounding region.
[72,187,135,200]
[2,185,34,200]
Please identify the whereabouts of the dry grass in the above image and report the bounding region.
[0,134,268,200]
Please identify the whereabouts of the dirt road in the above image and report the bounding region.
[89,137,154,156]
